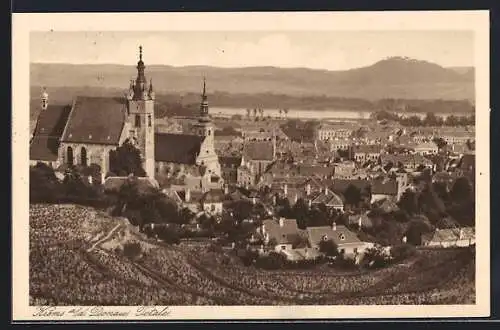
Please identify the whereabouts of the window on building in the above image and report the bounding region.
[66,146,74,165]
[80,147,87,167]
[353,248,358,254]
[148,115,152,127]
[135,114,141,127]
[340,249,345,254]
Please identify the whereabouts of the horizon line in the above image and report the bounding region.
[29,56,474,72]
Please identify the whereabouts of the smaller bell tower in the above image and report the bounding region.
[192,77,220,177]
[41,87,48,110]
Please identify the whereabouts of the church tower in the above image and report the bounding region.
[126,46,155,178]
[193,78,221,177]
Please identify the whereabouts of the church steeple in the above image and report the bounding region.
[134,45,147,99]
[200,77,209,118]
[148,78,155,100]
[41,87,48,110]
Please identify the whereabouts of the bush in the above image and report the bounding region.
[123,242,142,259]
[391,244,416,262]
[255,252,287,270]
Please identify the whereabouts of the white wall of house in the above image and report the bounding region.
[338,242,374,258]
[371,194,393,204]
[274,244,293,252]
[203,202,223,215]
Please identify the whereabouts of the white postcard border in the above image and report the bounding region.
[12,10,490,321]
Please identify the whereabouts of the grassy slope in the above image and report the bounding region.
[29,204,475,306]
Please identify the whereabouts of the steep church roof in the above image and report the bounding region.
[155,133,204,164]
[61,96,127,145]
[30,104,72,161]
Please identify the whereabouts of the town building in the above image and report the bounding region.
[258,218,305,252]
[306,223,373,258]
[412,142,439,156]
[315,124,353,141]
[421,227,475,248]
[310,188,344,212]
[353,144,383,163]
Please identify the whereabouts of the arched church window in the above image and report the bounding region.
[80,147,88,167]
[208,129,211,136]
[135,114,141,128]
[148,115,152,127]
[67,146,74,165]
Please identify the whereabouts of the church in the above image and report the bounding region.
[30,46,223,189]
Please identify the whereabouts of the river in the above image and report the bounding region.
[210,107,472,121]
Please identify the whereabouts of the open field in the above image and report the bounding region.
[29,204,475,306]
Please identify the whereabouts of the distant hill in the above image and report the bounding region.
[31,56,474,101]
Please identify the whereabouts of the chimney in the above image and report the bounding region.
[252,196,256,205]
[325,187,329,195]
[88,175,93,185]
[308,199,312,208]
[306,183,311,196]
[284,184,288,196]
[279,217,284,227]
[459,228,464,240]
[294,194,298,204]
[185,188,191,202]
[224,184,229,195]
[402,236,407,244]
[231,242,236,249]
[151,223,155,230]
[101,171,106,186]
[272,194,277,205]
[332,222,337,231]
[358,216,362,230]
[261,224,266,235]
[196,223,200,230]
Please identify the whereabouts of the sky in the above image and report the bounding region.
[30,31,474,71]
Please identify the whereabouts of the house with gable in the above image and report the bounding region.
[258,217,306,253]
[421,227,475,248]
[306,223,373,258]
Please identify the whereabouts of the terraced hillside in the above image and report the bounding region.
[29,204,475,306]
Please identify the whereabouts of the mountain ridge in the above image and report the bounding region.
[30,57,474,101]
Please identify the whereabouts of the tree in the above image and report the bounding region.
[450,177,473,203]
[30,163,62,203]
[418,182,446,216]
[390,244,416,262]
[318,239,339,257]
[398,190,419,216]
[432,182,450,205]
[432,137,447,150]
[344,184,361,208]
[109,141,147,177]
[229,200,254,222]
[277,197,292,218]
[291,198,309,229]
[405,217,433,245]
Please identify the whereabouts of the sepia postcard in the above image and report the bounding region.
[12,11,490,321]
